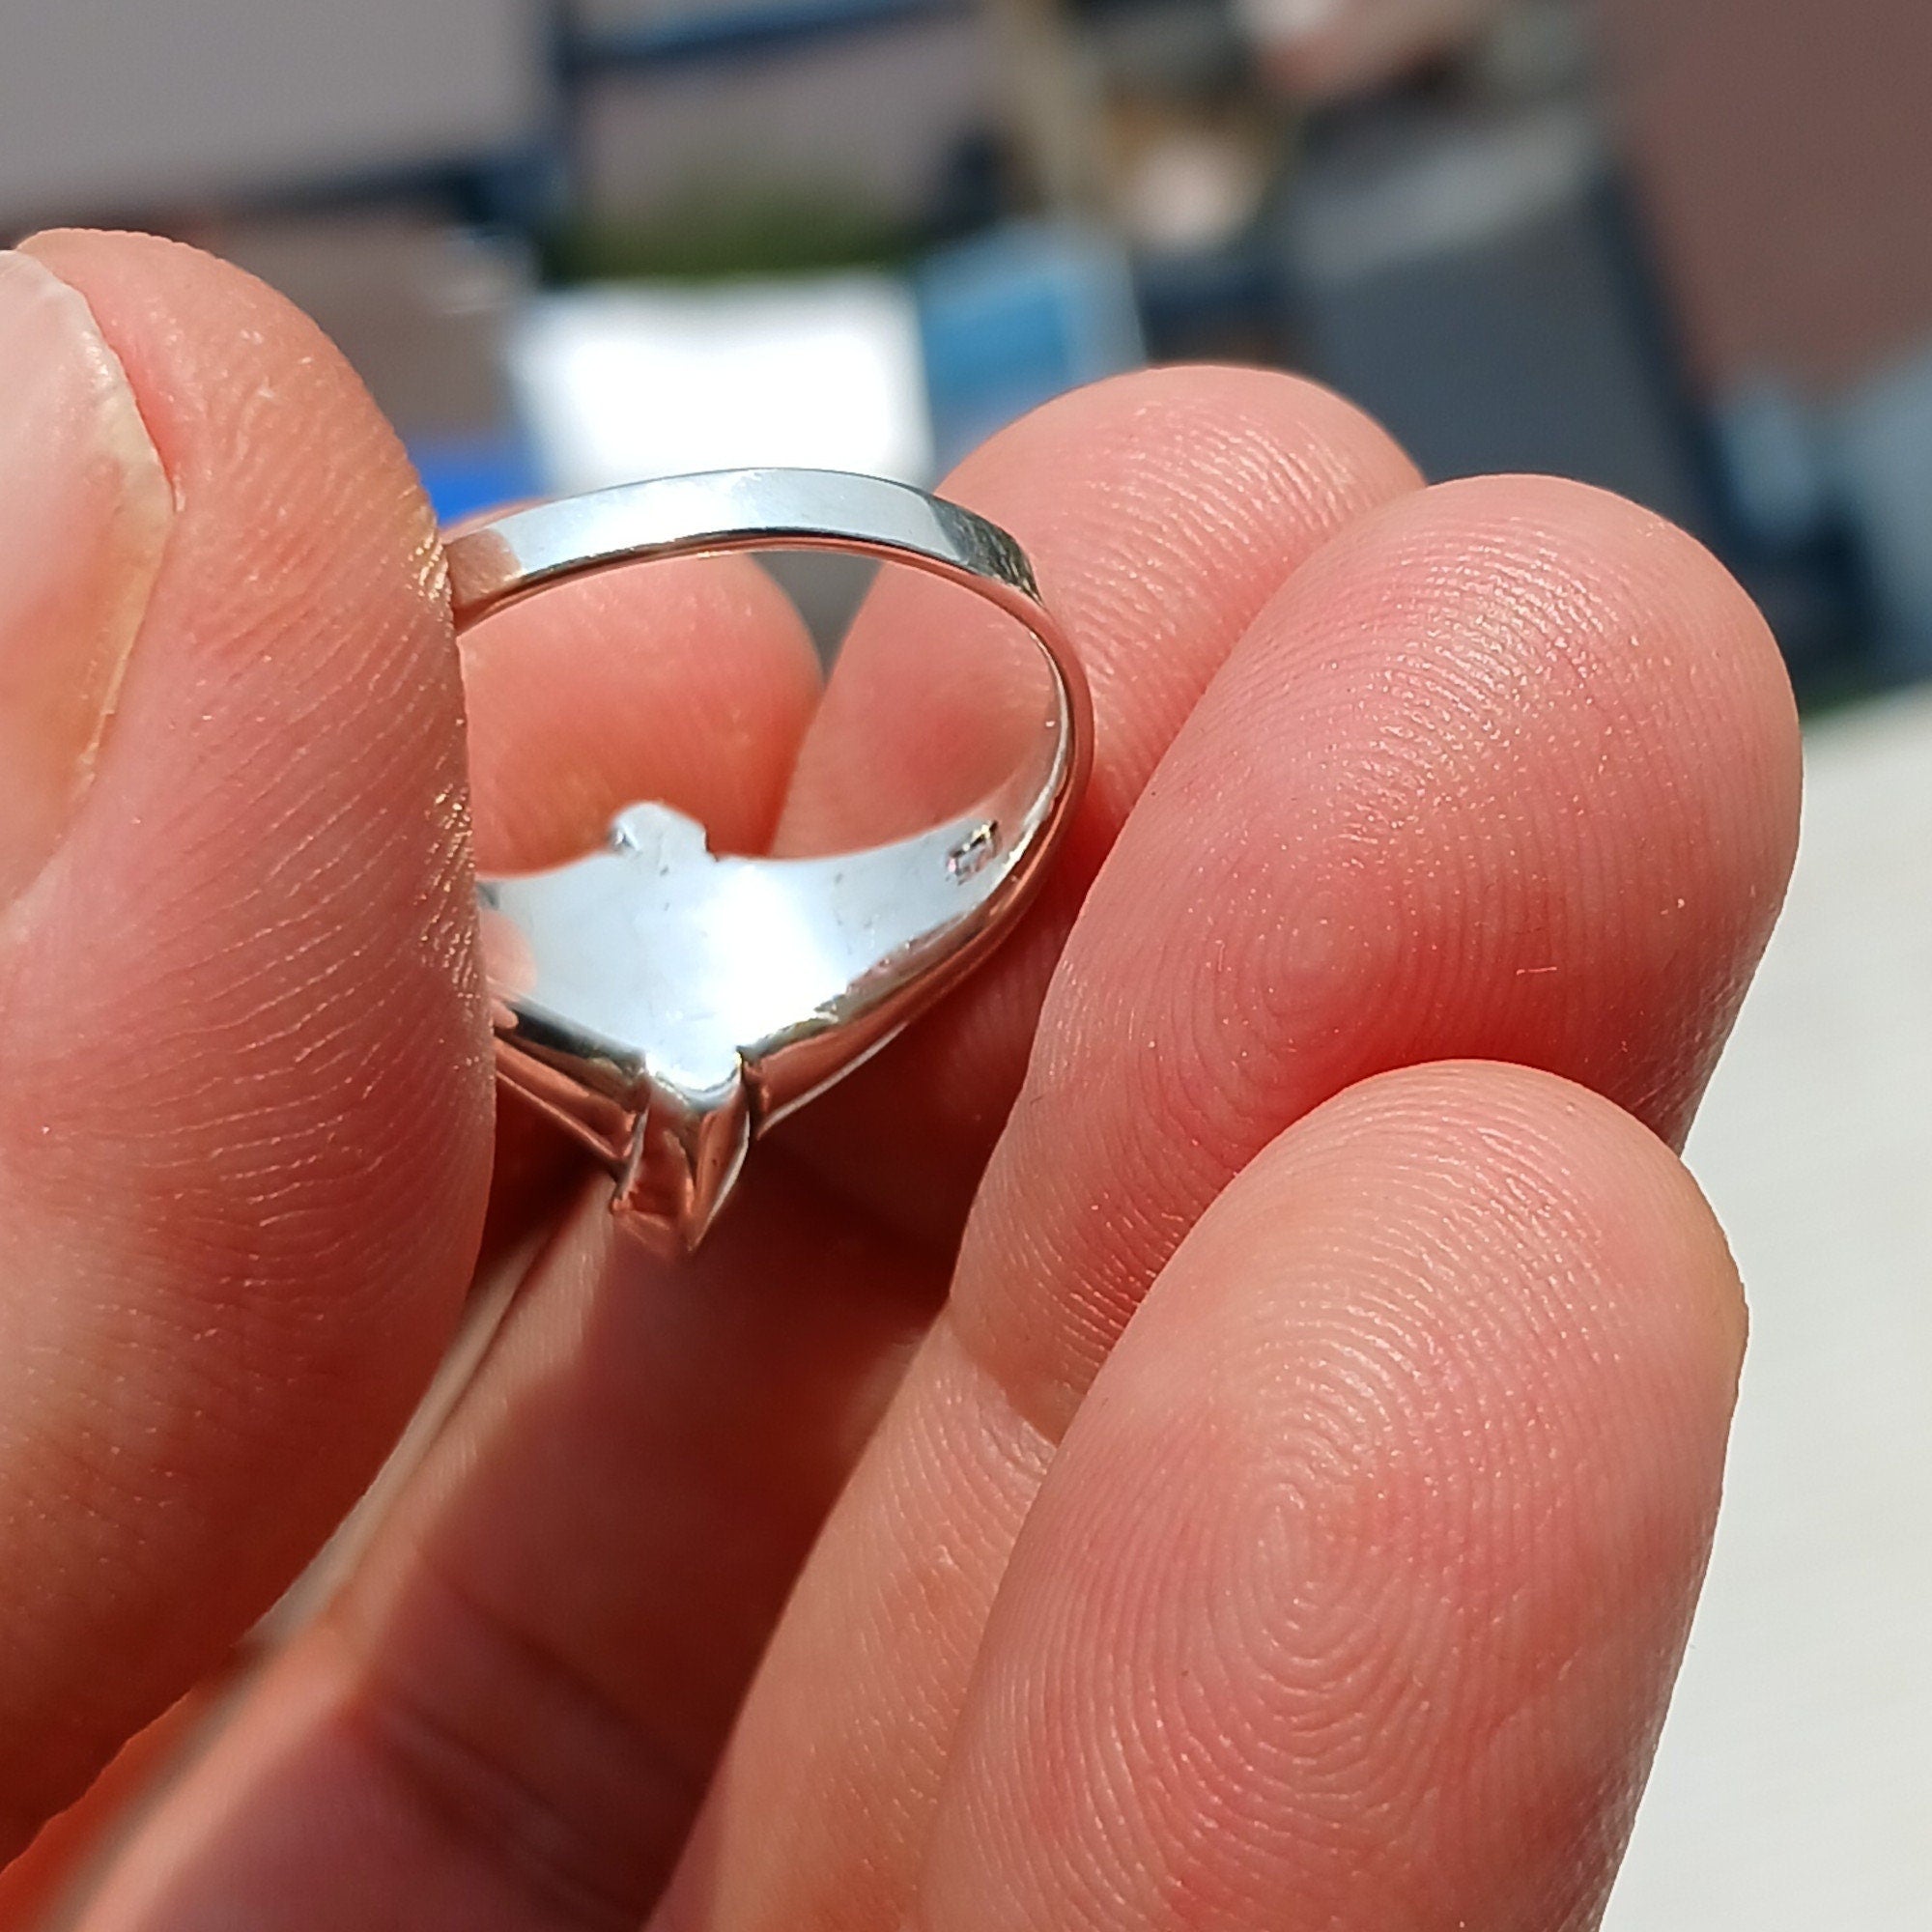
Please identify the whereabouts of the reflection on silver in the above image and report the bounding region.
[448,468,1091,1250]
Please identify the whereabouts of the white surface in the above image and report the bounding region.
[0,0,539,224]
[1610,689,1932,1927]
[510,277,934,494]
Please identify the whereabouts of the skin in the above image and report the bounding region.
[0,232,1799,1931]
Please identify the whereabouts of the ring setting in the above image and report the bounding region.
[446,468,1091,1250]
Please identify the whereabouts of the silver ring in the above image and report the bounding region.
[447,468,1092,1250]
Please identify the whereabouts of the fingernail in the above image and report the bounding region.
[0,249,172,909]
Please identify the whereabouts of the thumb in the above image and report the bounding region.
[0,233,493,1852]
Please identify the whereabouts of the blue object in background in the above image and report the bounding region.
[918,223,1145,472]
[409,432,547,526]
[564,0,961,73]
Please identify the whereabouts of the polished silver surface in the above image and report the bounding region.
[448,468,1091,1250]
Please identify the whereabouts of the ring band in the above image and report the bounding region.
[447,468,1093,1250]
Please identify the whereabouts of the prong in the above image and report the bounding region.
[614,1069,753,1251]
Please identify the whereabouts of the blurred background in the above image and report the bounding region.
[2,2,1927,1924]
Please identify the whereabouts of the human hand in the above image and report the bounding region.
[0,232,1799,1931]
